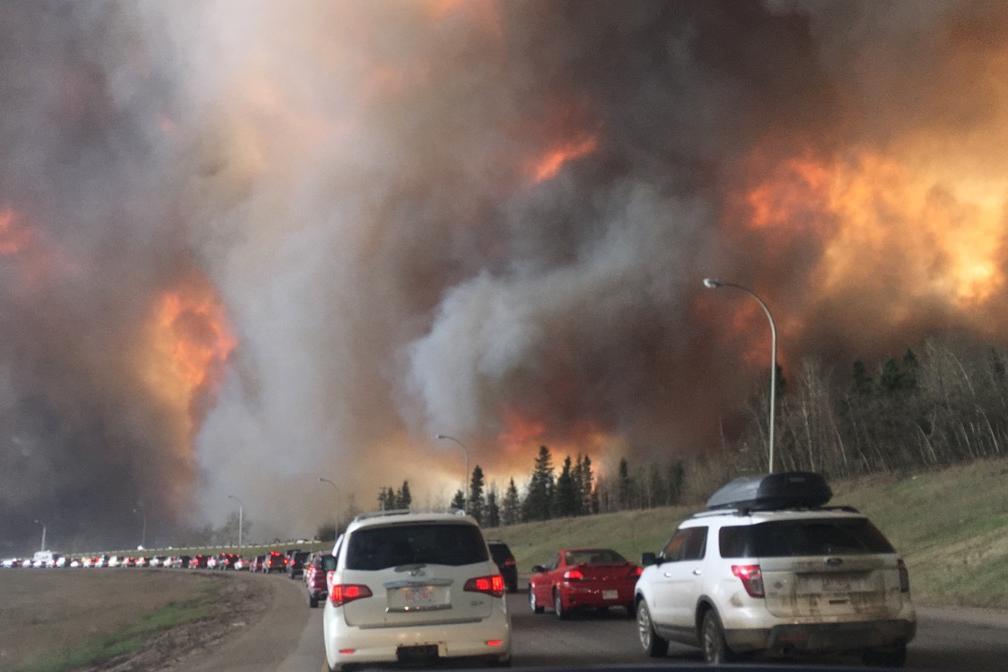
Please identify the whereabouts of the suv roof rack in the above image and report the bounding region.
[352,509,412,522]
[689,503,861,519]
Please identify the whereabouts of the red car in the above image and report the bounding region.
[528,548,641,619]
[303,554,329,608]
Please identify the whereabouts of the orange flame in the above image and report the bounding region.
[142,277,236,439]
[0,208,34,256]
[739,149,1007,307]
[530,135,598,183]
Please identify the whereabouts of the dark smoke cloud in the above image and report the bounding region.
[3,1,1007,550]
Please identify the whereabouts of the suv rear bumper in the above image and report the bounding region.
[726,618,917,654]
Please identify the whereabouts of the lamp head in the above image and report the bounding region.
[436,434,447,440]
[703,278,722,289]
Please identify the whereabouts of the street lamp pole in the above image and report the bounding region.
[33,519,46,552]
[319,478,341,528]
[703,278,778,473]
[436,434,470,511]
[132,505,147,549]
[227,495,244,551]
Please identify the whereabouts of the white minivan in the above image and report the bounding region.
[322,510,511,671]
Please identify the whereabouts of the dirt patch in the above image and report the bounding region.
[0,569,270,672]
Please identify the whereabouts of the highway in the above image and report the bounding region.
[183,573,1008,671]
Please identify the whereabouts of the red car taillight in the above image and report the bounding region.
[329,584,372,606]
[897,558,910,593]
[464,574,505,597]
[731,564,765,598]
[632,565,643,577]
[562,568,584,581]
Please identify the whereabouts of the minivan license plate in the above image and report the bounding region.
[821,576,851,592]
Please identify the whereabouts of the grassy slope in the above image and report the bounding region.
[484,457,1008,609]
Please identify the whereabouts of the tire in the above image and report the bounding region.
[863,643,907,668]
[309,593,319,608]
[700,609,736,665]
[636,599,668,658]
[529,588,544,614]
[554,591,569,620]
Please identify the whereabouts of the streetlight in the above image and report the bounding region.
[227,495,244,551]
[703,278,778,473]
[318,478,341,528]
[32,519,46,552]
[436,434,469,511]
[131,504,147,549]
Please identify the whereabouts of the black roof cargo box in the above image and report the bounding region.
[706,472,832,511]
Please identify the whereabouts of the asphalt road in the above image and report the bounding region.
[184,576,1008,671]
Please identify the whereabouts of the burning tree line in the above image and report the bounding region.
[732,337,1008,478]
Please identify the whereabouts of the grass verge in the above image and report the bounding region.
[18,581,221,672]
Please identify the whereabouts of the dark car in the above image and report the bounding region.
[488,540,518,593]
[176,555,192,569]
[286,551,309,579]
[190,554,209,569]
[263,550,285,573]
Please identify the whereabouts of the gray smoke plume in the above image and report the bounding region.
[3,1,1008,550]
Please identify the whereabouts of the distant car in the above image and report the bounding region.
[487,541,518,593]
[234,556,247,571]
[135,556,148,568]
[634,472,916,666]
[2,558,19,568]
[304,554,334,608]
[287,551,309,579]
[176,555,192,569]
[322,510,510,670]
[190,554,209,569]
[263,550,286,573]
[529,548,639,619]
[250,554,266,573]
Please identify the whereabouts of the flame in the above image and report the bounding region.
[739,149,1008,307]
[530,135,598,183]
[142,277,236,438]
[0,208,34,256]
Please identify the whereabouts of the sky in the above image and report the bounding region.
[2,0,1008,551]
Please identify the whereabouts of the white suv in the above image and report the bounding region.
[322,510,511,671]
[634,472,916,667]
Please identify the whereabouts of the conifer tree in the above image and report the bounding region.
[468,465,486,523]
[502,478,521,525]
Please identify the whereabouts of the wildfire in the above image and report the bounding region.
[530,135,599,183]
[739,149,1008,307]
[0,208,33,256]
[142,277,236,433]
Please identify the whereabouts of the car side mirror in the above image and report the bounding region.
[641,552,657,567]
[530,564,546,574]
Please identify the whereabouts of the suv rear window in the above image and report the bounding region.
[346,523,489,570]
[719,518,895,558]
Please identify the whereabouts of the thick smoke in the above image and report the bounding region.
[3,1,1008,550]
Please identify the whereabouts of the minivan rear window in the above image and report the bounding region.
[346,523,489,570]
[719,518,895,558]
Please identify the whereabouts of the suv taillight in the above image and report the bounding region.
[465,575,505,597]
[897,558,910,593]
[329,584,372,606]
[562,568,584,581]
[731,564,765,598]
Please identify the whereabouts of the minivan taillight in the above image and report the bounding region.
[465,575,505,597]
[731,564,765,598]
[897,558,910,593]
[329,584,372,606]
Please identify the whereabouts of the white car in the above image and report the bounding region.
[322,511,511,671]
[634,472,916,667]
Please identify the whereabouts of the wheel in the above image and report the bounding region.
[554,591,569,620]
[700,609,736,664]
[309,593,319,608]
[529,588,544,614]
[863,643,907,668]
[636,600,668,658]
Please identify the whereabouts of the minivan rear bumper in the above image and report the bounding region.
[726,618,916,653]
